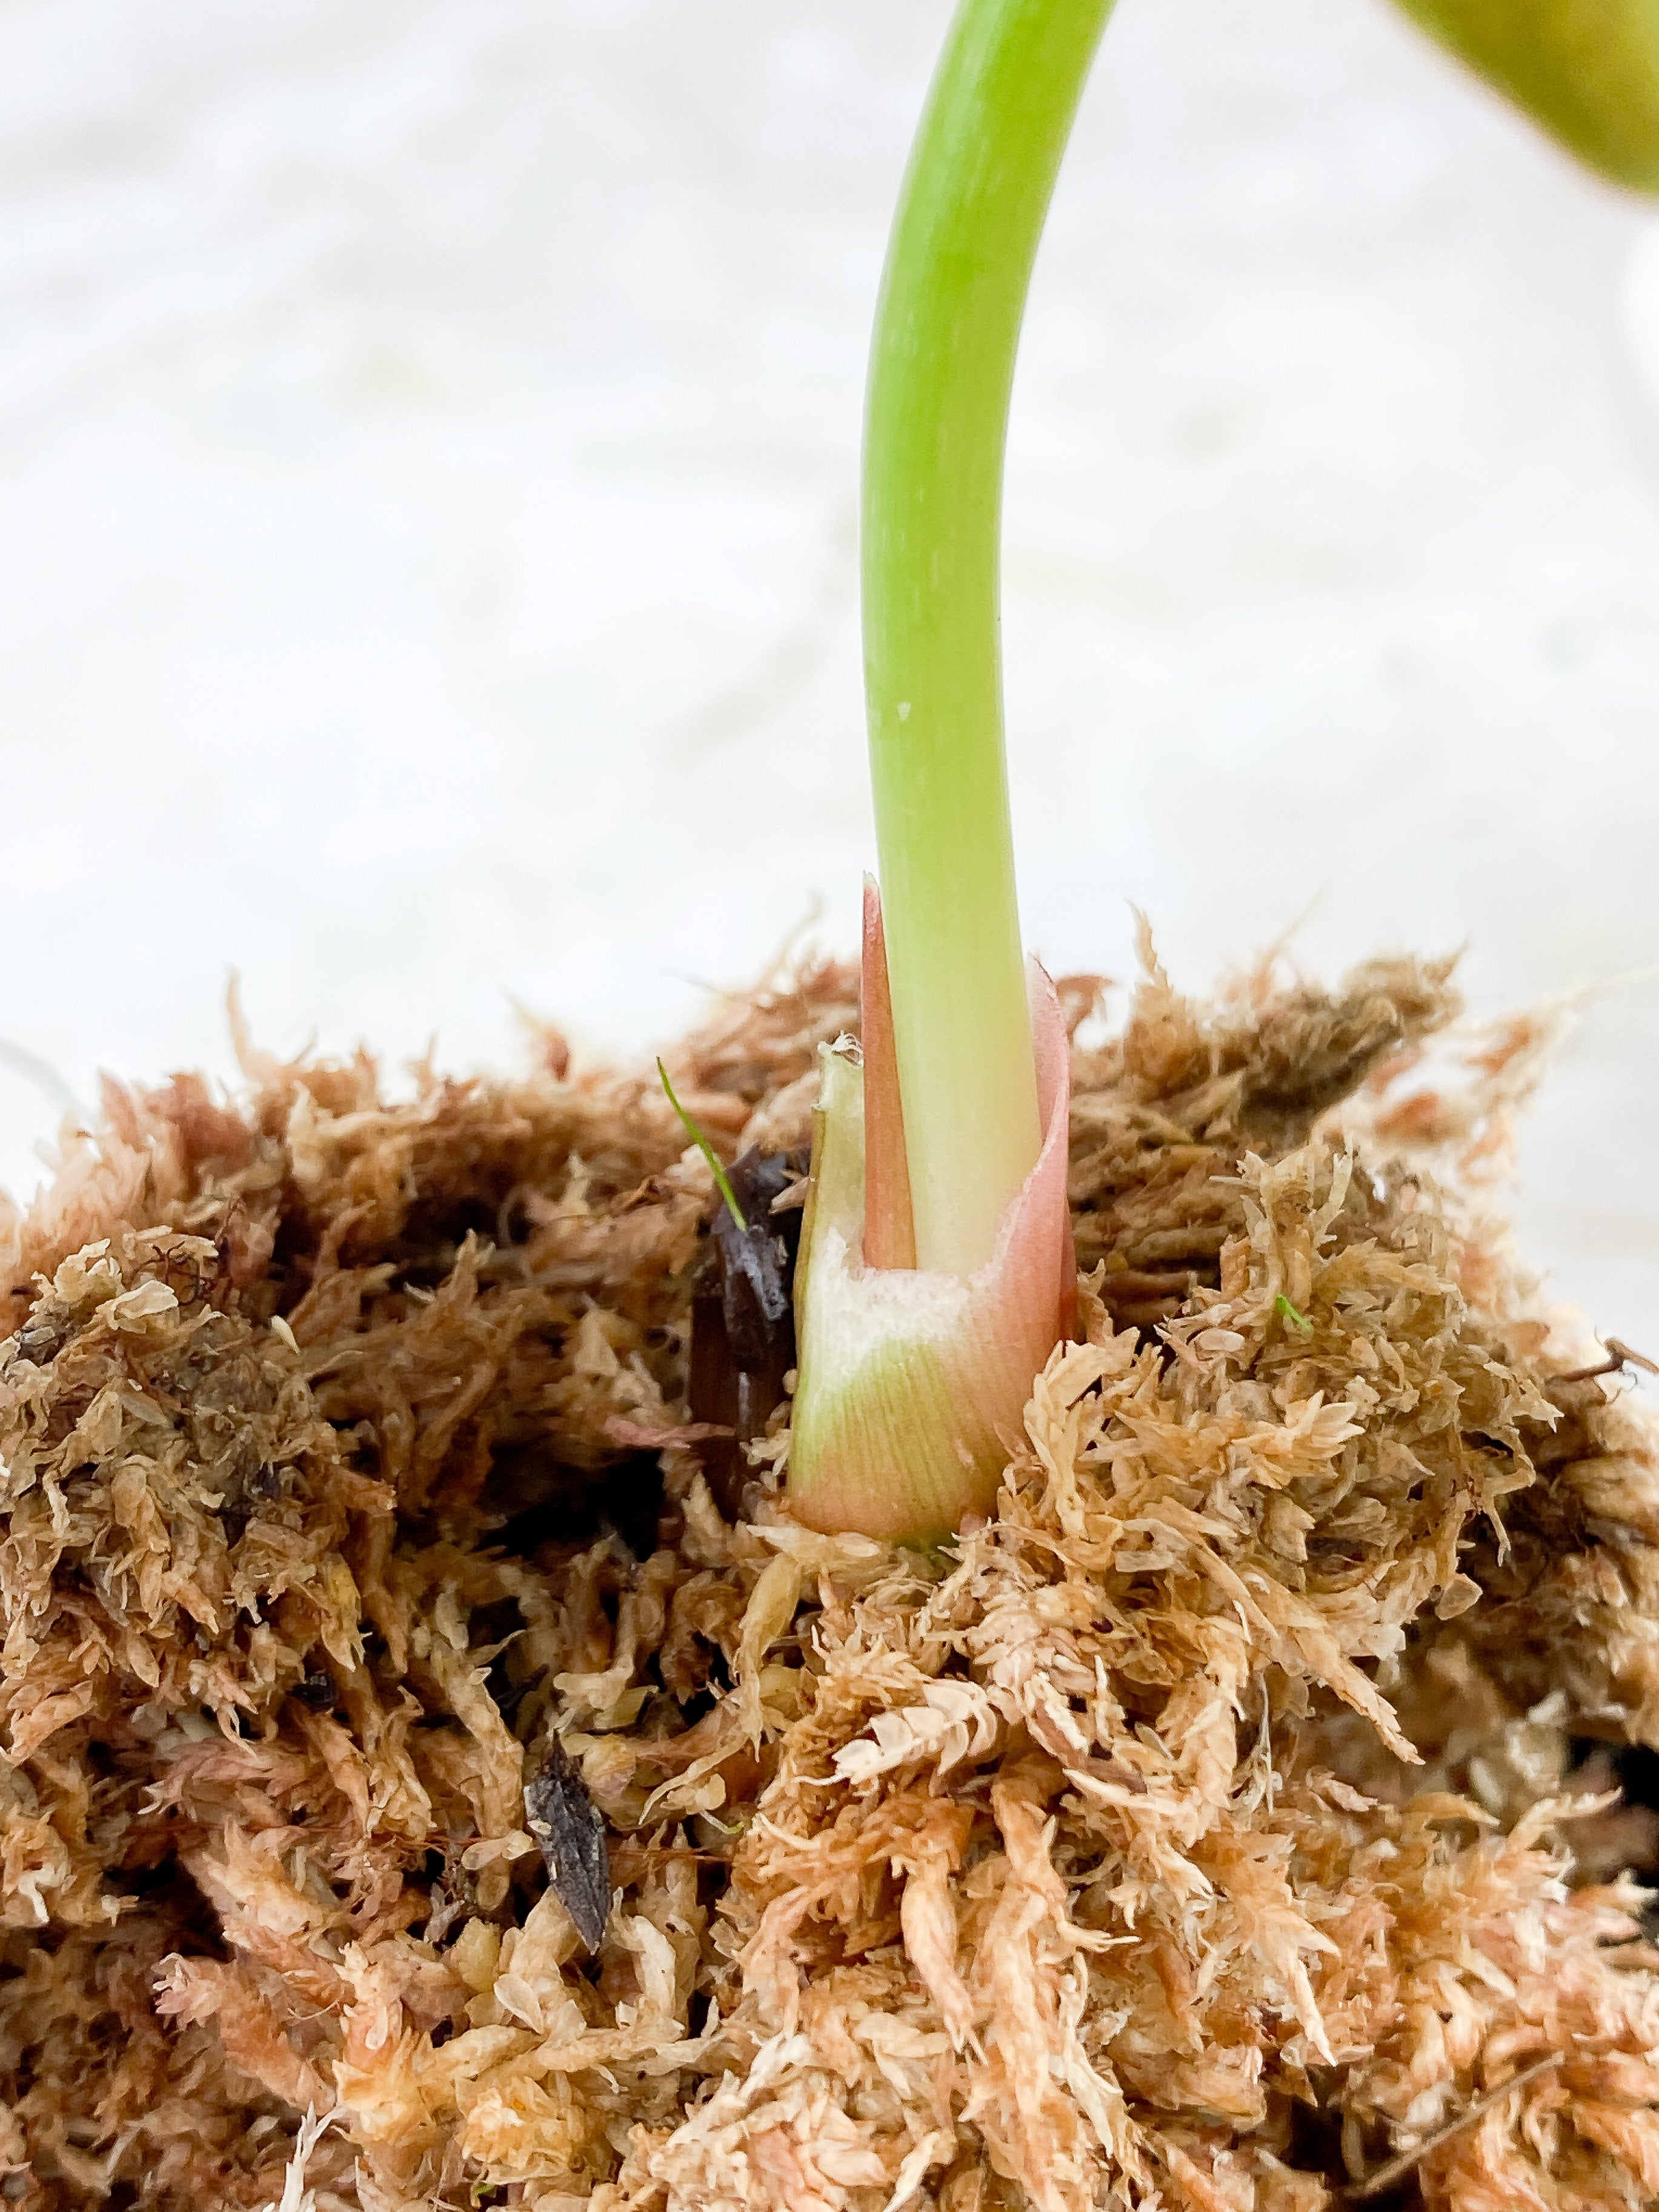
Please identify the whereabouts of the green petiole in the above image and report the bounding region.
[859,0,1659,1290]
[863,0,1114,1278]
[795,0,1658,1541]
[657,1058,749,1231]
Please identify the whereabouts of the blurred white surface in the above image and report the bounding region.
[0,0,1656,1349]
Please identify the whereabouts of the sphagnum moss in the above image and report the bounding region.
[1,948,1658,2209]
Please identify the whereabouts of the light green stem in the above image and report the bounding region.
[863,0,1114,1278]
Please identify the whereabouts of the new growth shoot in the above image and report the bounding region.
[657,1059,748,1229]
[788,0,1109,1541]
[787,0,1659,1546]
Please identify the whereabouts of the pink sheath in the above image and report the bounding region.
[860,877,917,1272]
[789,933,1076,1540]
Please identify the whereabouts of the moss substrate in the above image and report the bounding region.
[1,946,1657,2211]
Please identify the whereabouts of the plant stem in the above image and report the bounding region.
[863,0,1114,1277]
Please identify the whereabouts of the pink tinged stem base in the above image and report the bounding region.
[860,877,918,1272]
[788,962,1077,1543]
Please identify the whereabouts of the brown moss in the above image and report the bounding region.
[0,945,1655,2211]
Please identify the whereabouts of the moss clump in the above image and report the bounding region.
[0,944,1655,2211]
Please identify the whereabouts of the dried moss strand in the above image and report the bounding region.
[1341,2051,1564,2202]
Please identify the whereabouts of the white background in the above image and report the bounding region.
[1,0,1656,1350]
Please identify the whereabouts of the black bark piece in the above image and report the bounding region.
[294,1669,337,1711]
[712,1151,796,1361]
[690,1148,806,1516]
[525,1737,611,1953]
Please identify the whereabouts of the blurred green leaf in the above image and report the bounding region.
[1394,0,1659,190]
